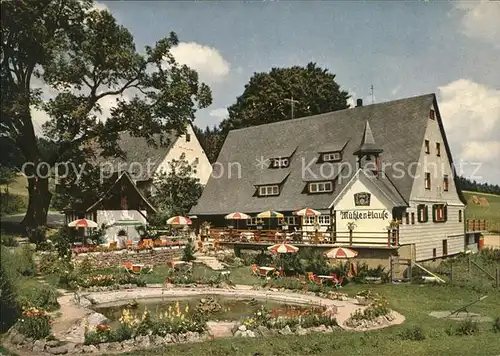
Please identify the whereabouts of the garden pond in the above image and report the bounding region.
[94,295,325,326]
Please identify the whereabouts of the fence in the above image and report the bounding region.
[466,219,488,232]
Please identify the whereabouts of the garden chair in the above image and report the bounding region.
[307,272,322,286]
[251,264,259,276]
[109,241,117,249]
[122,261,133,273]
[334,276,344,289]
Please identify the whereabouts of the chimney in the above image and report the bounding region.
[356,99,363,107]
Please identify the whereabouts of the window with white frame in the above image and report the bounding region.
[258,185,279,196]
[309,181,333,193]
[286,216,298,225]
[303,216,316,225]
[271,157,289,168]
[318,215,331,225]
[322,152,341,162]
[246,217,260,226]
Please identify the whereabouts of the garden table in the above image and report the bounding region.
[317,275,335,284]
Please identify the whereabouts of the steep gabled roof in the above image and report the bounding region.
[98,131,180,181]
[191,93,457,215]
[86,171,157,213]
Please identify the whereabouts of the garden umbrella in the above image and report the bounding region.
[166,216,192,225]
[267,243,299,254]
[324,247,358,259]
[257,210,284,230]
[68,218,98,228]
[294,208,321,216]
[224,212,251,229]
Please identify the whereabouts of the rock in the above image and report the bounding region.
[247,330,256,338]
[296,325,308,336]
[234,330,243,337]
[238,325,247,332]
[279,325,293,335]
[82,344,98,353]
[312,324,328,333]
[46,340,61,347]
[152,335,166,346]
[65,343,77,354]
[163,334,174,344]
[135,335,151,348]
[86,312,108,328]
[107,342,123,351]
[48,345,69,355]
[9,330,25,345]
[33,339,46,353]
[256,325,272,337]
[97,343,109,352]
[185,331,199,343]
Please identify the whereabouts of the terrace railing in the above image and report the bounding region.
[466,219,488,232]
[208,228,399,247]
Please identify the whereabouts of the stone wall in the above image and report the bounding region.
[73,248,184,268]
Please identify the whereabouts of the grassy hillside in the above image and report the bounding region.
[463,191,500,232]
[0,173,28,197]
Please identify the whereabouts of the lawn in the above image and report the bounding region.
[464,191,500,233]
[41,257,499,356]
[112,283,500,356]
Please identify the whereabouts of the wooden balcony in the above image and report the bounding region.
[466,219,488,232]
[207,228,399,248]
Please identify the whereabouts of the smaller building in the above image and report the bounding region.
[65,172,156,245]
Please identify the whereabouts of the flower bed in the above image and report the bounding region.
[346,290,394,329]
[235,305,338,337]
[84,302,207,345]
[15,307,52,340]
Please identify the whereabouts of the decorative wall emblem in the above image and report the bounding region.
[354,192,371,206]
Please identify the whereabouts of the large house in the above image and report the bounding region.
[63,124,212,243]
[190,94,467,262]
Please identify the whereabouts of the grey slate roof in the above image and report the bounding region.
[354,121,384,155]
[190,93,462,215]
[99,131,179,181]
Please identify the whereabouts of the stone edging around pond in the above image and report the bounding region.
[4,286,405,355]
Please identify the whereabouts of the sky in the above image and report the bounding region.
[33,1,500,184]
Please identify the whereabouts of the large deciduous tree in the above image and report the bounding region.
[220,62,350,133]
[1,1,211,241]
[193,125,224,163]
[151,154,203,218]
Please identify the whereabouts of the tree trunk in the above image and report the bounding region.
[21,158,52,243]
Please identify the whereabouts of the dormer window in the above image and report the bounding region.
[322,152,342,162]
[259,185,279,196]
[309,181,333,194]
[429,109,435,120]
[271,157,289,168]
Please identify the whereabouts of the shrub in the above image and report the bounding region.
[302,250,330,275]
[0,251,20,332]
[397,326,426,341]
[77,256,95,274]
[1,234,19,247]
[38,253,66,275]
[182,243,196,262]
[15,308,51,339]
[0,192,26,216]
[52,226,76,261]
[11,245,36,277]
[492,317,500,333]
[17,283,60,312]
[446,318,480,336]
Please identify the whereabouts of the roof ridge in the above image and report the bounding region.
[229,93,435,133]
